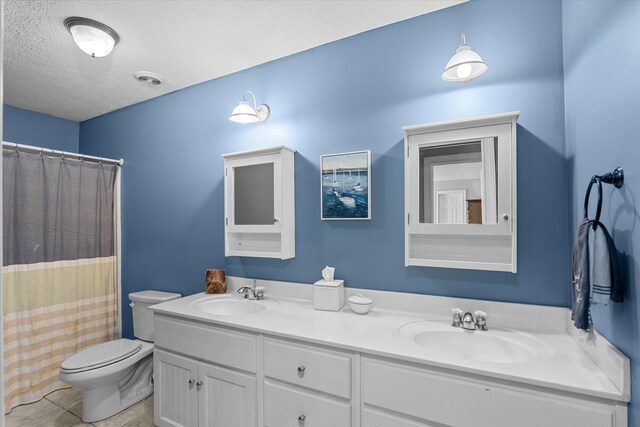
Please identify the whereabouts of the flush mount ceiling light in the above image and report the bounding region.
[64,17,119,58]
[229,91,270,124]
[441,33,488,83]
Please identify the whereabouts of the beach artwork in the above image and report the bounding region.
[321,150,371,220]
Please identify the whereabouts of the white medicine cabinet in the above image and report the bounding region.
[222,145,295,259]
[403,112,519,272]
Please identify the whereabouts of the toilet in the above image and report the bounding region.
[59,290,181,422]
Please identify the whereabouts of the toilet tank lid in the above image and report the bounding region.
[129,290,182,303]
[61,338,142,372]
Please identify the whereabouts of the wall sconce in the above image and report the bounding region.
[441,33,488,83]
[64,17,120,58]
[229,91,270,124]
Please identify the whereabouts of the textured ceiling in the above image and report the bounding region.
[2,0,465,122]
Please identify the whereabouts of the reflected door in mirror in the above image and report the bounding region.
[419,139,497,224]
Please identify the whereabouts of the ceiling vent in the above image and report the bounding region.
[134,71,163,86]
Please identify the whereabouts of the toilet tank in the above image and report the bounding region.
[129,290,181,342]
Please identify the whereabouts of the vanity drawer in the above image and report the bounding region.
[362,357,618,427]
[362,409,433,427]
[264,380,351,427]
[263,337,352,399]
[154,315,257,373]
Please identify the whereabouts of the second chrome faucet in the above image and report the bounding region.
[452,308,487,331]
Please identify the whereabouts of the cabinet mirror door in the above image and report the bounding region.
[408,122,513,236]
[420,138,497,225]
[233,162,275,225]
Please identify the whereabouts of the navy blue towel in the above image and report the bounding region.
[571,219,591,330]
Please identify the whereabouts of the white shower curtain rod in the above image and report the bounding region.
[2,141,124,166]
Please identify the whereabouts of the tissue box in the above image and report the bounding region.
[313,279,345,311]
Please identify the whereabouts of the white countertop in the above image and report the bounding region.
[150,277,629,403]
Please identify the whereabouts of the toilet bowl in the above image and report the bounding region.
[59,290,181,423]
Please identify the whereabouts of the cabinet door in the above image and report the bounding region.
[226,153,281,232]
[198,361,257,427]
[154,349,198,427]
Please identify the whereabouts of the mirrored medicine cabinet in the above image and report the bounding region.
[403,112,519,272]
[223,145,296,259]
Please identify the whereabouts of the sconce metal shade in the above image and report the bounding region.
[64,17,119,58]
[229,91,270,124]
[441,34,488,83]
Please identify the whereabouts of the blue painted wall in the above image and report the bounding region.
[3,105,79,152]
[80,0,569,338]
[563,0,640,423]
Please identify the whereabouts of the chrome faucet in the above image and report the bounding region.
[461,312,476,330]
[237,280,265,300]
[452,308,488,331]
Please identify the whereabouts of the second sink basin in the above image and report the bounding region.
[192,295,268,316]
[399,320,552,364]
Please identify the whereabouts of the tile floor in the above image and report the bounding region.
[4,388,154,427]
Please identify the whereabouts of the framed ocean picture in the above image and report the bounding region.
[321,150,371,220]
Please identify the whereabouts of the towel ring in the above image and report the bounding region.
[583,175,603,228]
[583,167,624,230]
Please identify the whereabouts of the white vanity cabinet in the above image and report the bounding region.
[361,356,627,427]
[222,145,296,259]
[153,315,259,427]
[152,308,627,427]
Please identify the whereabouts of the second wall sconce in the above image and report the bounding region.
[229,91,270,123]
[441,33,488,83]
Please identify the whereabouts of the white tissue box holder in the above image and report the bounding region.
[313,279,345,311]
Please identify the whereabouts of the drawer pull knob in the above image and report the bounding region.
[188,378,196,386]
[298,414,306,424]
[297,365,306,376]
[196,380,203,388]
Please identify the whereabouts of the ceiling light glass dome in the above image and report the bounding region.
[64,17,119,58]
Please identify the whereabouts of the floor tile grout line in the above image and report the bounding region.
[14,391,153,427]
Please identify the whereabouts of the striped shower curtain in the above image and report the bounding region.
[3,150,119,412]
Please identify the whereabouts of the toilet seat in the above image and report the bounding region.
[60,339,142,374]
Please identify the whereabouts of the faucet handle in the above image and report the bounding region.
[474,310,488,331]
[451,308,463,327]
[255,286,265,300]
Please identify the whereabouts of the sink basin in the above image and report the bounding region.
[192,296,267,316]
[399,321,551,364]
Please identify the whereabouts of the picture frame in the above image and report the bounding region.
[321,150,371,220]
